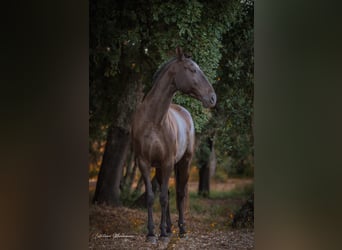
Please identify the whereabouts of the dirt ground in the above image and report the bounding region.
[89,179,254,249]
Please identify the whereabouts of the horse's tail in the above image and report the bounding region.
[129,125,139,172]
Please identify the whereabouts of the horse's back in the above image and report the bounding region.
[169,104,195,163]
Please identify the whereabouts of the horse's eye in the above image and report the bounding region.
[185,65,196,73]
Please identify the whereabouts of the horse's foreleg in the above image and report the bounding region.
[139,160,155,239]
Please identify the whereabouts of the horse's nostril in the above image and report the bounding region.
[210,94,216,104]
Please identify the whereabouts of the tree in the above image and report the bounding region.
[90,0,149,205]
[211,0,254,177]
[92,56,143,205]
[89,0,254,205]
[196,137,213,197]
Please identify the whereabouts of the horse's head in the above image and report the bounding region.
[172,48,217,108]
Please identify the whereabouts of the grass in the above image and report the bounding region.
[151,184,253,213]
[89,182,253,213]
[188,183,254,229]
[89,175,253,204]
[208,183,253,199]
[146,186,251,231]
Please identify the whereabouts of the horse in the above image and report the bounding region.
[131,48,216,241]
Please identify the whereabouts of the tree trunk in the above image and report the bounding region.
[198,164,210,197]
[121,152,134,191]
[209,145,216,177]
[92,51,144,205]
[93,126,130,205]
[198,138,214,197]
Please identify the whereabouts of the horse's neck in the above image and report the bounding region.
[142,74,176,124]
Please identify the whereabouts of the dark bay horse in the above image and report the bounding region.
[132,48,216,240]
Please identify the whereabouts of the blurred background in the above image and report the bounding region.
[89,1,254,248]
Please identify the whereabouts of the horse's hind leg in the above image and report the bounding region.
[156,169,172,235]
[175,153,191,237]
[166,190,172,234]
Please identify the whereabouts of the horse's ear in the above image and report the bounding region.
[176,47,185,61]
[184,52,192,58]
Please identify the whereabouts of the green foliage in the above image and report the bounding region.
[211,0,254,177]
[120,187,142,207]
[173,94,211,133]
[195,138,212,167]
[90,0,254,178]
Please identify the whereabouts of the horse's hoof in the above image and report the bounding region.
[159,235,170,243]
[179,232,187,239]
[146,235,157,243]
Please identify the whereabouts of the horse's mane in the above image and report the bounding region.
[151,57,177,85]
[140,57,178,102]
[152,53,192,85]
[141,54,192,101]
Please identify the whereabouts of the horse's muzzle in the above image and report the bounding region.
[202,93,217,108]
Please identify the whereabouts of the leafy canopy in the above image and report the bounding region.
[90,0,254,176]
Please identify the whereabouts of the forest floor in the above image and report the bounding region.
[89,178,254,249]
